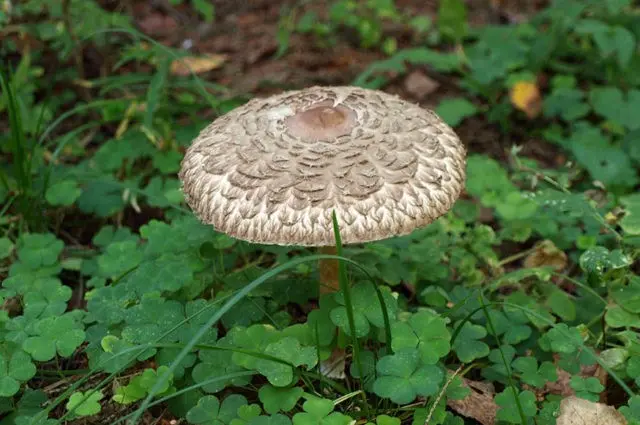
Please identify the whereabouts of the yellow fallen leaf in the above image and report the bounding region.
[170,54,228,76]
[509,80,542,118]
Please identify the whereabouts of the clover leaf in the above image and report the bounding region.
[611,278,640,313]
[486,309,531,345]
[0,344,36,397]
[373,349,444,405]
[192,335,251,394]
[540,323,583,355]
[292,397,353,425]
[22,314,86,361]
[45,180,82,206]
[112,366,175,404]
[495,389,537,423]
[620,193,640,235]
[390,310,450,365]
[66,390,103,418]
[569,376,604,401]
[259,385,304,414]
[17,234,64,269]
[331,283,397,337]
[97,240,143,278]
[230,404,262,425]
[512,357,557,388]
[250,414,292,425]
[0,237,14,259]
[452,321,489,363]
[256,337,317,387]
[121,297,184,357]
[187,394,247,425]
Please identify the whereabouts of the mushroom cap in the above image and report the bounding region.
[179,86,466,246]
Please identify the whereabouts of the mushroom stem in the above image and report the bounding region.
[318,246,340,294]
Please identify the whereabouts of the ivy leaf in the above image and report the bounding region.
[373,349,444,404]
[495,390,537,423]
[258,385,304,414]
[589,86,640,130]
[187,394,248,425]
[452,322,489,363]
[66,390,103,418]
[331,283,397,337]
[256,337,317,387]
[390,310,450,364]
[0,345,37,397]
[292,397,353,425]
[22,314,86,361]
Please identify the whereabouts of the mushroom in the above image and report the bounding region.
[179,86,466,293]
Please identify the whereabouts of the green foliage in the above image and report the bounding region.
[373,349,444,404]
[2,0,640,424]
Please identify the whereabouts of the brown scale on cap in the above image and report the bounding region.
[179,86,467,247]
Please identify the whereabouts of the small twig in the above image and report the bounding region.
[425,364,464,425]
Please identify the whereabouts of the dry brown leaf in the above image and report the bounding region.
[523,239,568,271]
[319,348,346,380]
[404,70,439,100]
[557,396,627,425]
[447,378,497,425]
[170,54,228,76]
[509,80,542,118]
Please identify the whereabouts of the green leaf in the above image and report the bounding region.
[258,385,304,415]
[256,337,317,387]
[17,233,63,269]
[292,397,352,425]
[568,124,638,188]
[579,246,632,277]
[0,346,36,397]
[66,390,103,417]
[77,179,127,217]
[22,314,86,361]
[569,376,604,401]
[620,193,640,235]
[373,349,444,404]
[193,345,250,394]
[97,240,143,278]
[331,283,397,337]
[0,237,13,259]
[512,357,557,388]
[589,87,640,130]
[541,324,583,355]
[605,305,640,328]
[390,310,450,364]
[187,394,248,425]
[452,322,489,363]
[45,180,82,206]
[435,98,478,127]
[495,390,537,423]
[437,0,467,42]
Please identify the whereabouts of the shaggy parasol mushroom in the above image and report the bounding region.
[179,86,466,293]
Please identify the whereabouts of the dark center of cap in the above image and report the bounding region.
[285,103,356,141]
